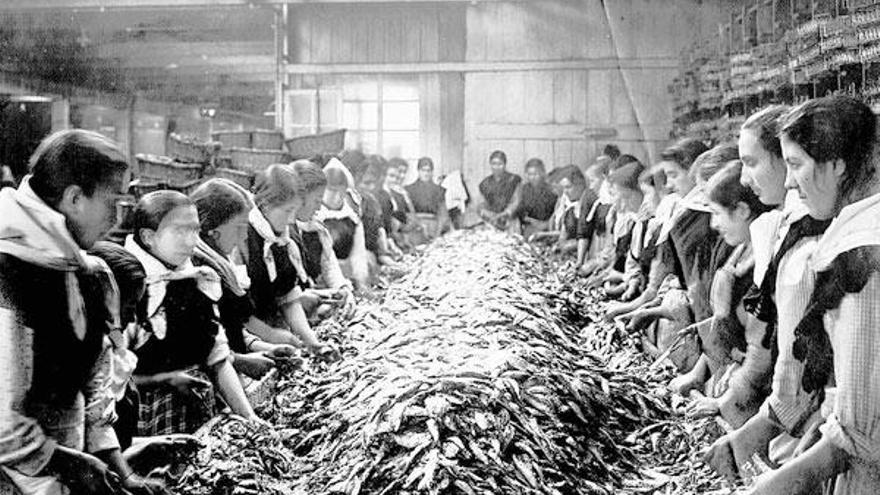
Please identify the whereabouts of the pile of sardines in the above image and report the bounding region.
[172,229,736,495]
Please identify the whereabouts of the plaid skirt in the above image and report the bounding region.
[137,367,215,436]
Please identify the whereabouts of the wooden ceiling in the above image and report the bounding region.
[0,4,277,113]
[0,0,515,116]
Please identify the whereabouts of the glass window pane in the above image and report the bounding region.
[346,131,378,155]
[383,131,420,159]
[341,78,379,100]
[382,78,419,101]
[318,90,341,128]
[343,102,378,130]
[382,102,420,131]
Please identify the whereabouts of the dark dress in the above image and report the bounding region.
[290,225,326,283]
[358,189,386,255]
[405,180,446,215]
[513,181,557,222]
[134,279,220,375]
[132,277,221,435]
[245,224,309,323]
[660,209,735,322]
[575,189,600,241]
[613,227,635,273]
[322,216,359,260]
[390,190,412,224]
[0,253,108,426]
[577,194,614,256]
[478,171,522,213]
[375,189,397,234]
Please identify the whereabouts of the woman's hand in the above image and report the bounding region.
[604,302,631,322]
[668,369,703,396]
[161,371,211,398]
[578,260,603,278]
[309,343,341,363]
[46,446,126,495]
[264,344,297,361]
[620,309,657,334]
[686,395,720,418]
[124,434,201,471]
[233,352,275,379]
[263,345,304,370]
[122,473,171,495]
[704,423,769,482]
[298,290,322,312]
[621,280,640,302]
[333,287,356,320]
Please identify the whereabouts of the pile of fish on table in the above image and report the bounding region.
[171,228,736,495]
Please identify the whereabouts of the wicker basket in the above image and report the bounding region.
[130,177,204,198]
[212,130,252,149]
[166,133,221,165]
[214,167,256,190]
[285,129,346,160]
[229,148,291,174]
[136,154,203,183]
[250,129,285,150]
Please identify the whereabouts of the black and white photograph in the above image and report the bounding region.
[0,0,878,494]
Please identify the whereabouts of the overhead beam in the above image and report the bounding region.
[97,41,274,60]
[0,0,519,11]
[101,54,275,70]
[287,57,680,75]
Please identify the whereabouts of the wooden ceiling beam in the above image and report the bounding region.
[98,41,273,58]
[120,69,275,84]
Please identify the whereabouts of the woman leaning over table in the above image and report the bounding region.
[736,95,880,494]
[244,162,340,361]
[123,191,257,435]
[189,179,301,380]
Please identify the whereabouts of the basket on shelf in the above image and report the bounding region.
[211,130,252,149]
[228,148,291,174]
[166,133,221,165]
[213,167,256,190]
[136,154,204,183]
[130,177,205,198]
[284,129,346,160]
[250,129,285,150]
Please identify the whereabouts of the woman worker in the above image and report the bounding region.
[478,150,522,230]
[510,158,557,239]
[404,156,449,243]
[243,162,340,361]
[529,165,587,254]
[317,158,373,290]
[709,95,880,495]
[123,191,258,435]
[677,161,773,429]
[189,179,303,379]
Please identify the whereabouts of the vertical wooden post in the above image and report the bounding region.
[274,4,286,131]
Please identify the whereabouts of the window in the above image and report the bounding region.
[341,76,420,163]
[284,76,421,164]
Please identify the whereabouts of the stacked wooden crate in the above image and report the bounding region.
[131,133,219,198]
[212,129,289,189]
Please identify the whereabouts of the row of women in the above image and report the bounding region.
[527,95,877,495]
[0,129,475,494]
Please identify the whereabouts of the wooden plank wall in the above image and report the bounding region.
[462,0,724,193]
[286,0,724,195]
[289,3,466,64]
[287,3,466,176]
